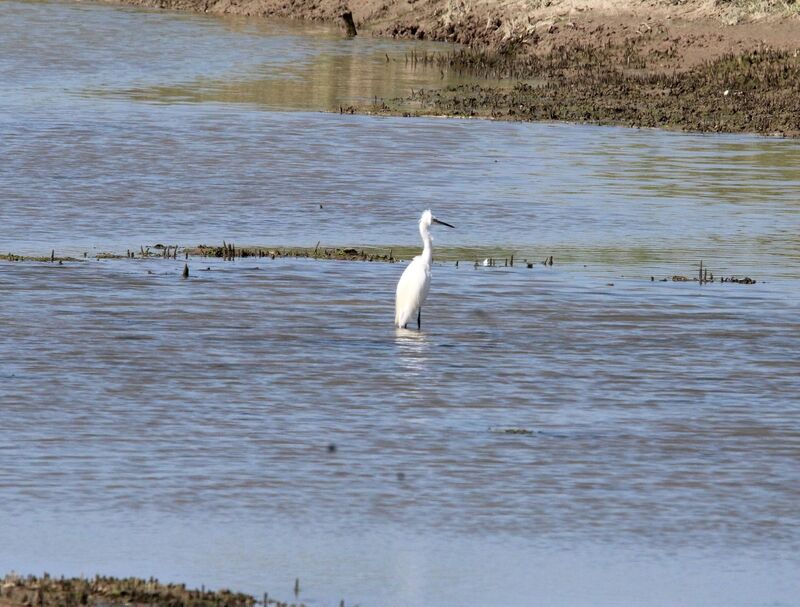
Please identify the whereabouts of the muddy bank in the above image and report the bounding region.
[0,574,264,607]
[103,0,800,135]
[107,0,800,62]
[367,46,800,135]
[188,243,400,262]
[1,246,760,285]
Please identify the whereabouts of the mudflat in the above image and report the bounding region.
[0,574,259,607]
[107,0,800,135]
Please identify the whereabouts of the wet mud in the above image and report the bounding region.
[1,246,761,285]
[105,0,800,136]
[0,252,78,263]
[190,243,398,263]
[357,47,800,136]
[0,574,262,607]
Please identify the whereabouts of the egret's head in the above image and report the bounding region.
[419,209,454,229]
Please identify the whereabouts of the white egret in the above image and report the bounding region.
[394,209,454,329]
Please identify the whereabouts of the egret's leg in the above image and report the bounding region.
[417,309,421,330]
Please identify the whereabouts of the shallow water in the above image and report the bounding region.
[1,1,800,606]
[2,258,799,606]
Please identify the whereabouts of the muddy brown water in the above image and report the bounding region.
[2,1,800,606]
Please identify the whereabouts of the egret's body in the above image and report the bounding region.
[394,210,454,329]
[395,252,431,329]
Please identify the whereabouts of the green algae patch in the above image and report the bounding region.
[1,253,81,263]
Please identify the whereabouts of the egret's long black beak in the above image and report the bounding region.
[432,217,455,228]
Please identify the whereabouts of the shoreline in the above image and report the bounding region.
[101,0,800,136]
[0,573,263,607]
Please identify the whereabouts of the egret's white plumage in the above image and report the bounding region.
[394,209,454,329]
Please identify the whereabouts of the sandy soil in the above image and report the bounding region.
[366,0,800,74]
[112,0,799,68]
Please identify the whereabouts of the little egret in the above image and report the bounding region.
[394,209,454,329]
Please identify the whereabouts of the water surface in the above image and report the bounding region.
[1,1,799,606]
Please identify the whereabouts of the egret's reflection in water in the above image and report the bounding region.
[394,328,430,379]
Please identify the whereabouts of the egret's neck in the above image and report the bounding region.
[419,222,433,262]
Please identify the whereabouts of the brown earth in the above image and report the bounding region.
[374,45,800,135]
[106,0,800,134]
[0,574,259,607]
[108,0,800,63]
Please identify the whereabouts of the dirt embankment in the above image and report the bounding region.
[113,0,800,65]
[110,0,800,135]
